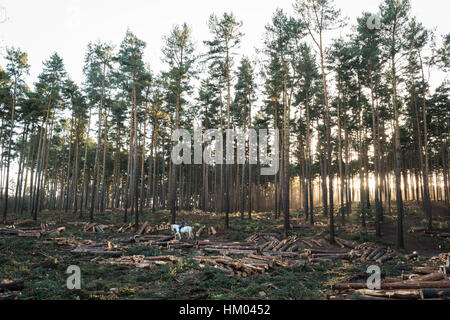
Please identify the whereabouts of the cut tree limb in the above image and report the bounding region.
[0,279,24,292]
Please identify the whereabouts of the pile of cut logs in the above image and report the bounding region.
[351,243,399,264]
[0,226,66,238]
[117,222,171,235]
[196,239,299,257]
[329,265,450,300]
[83,223,114,233]
[306,247,353,263]
[305,242,411,264]
[246,233,300,255]
[197,240,260,255]
[0,278,24,300]
[136,221,171,235]
[258,237,301,256]
[100,255,183,269]
[193,255,277,277]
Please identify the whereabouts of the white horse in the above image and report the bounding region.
[175,226,194,240]
[171,224,180,233]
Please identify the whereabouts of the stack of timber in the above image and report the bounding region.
[107,235,179,248]
[353,243,398,263]
[117,222,171,235]
[245,233,358,256]
[83,222,114,233]
[350,242,419,264]
[429,252,450,265]
[197,240,260,255]
[193,254,281,277]
[0,224,67,238]
[100,255,183,269]
[135,221,171,235]
[258,236,301,256]
[246,233,301,255]
[245,232,281,243]
[329,264,450,300]
[305,241,415,264]
[0,278,24,300]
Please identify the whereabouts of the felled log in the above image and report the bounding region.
[409,226,427,233]
[333,280,450,291]
[413,267,441,274]
[264,241,279,251]
[355,289,422,299]
[71,247,122,257]
[310,239,323,247]
[241,258,271,269]
[306,248,349,255]
[212,265,233,275]
[259,241,273,252]
[333,238,346,249]
[300,239,314,248]
[414,273,446,282]
[280,240,296,252]
[311,253,351,260]
[272,239,288,251]
[329,294,395,301]
[246,254,274,262]
[137,221,149,235]
[118,223,133,233]
[196,226,206,237]
[406,251,419,260]
[366,247,384,261]
[0,294,17,300]
[335,237,357,249]
[0,228,20,235]
[373,249,388,261]
[440,266,450,276]
[197,240,251,247]
[167,241,194,249]
[0,279,24,292]
[135,235,174,243]
[18,230,41,238]
[47,226,66,235]
[203,248,258,255]
[263,251,298,257]
[361,247,375,260]
[136,262,156,269]
[245,233,259,242]
[1,228,41,238]
[83,222,97,232]
[376,252,397,263]
[209,227,217,235]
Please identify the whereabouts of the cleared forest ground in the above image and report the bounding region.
[0,202,449,300]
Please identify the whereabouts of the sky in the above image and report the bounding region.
[0,0,449,87]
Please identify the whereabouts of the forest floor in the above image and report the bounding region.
[0,201,449,300]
